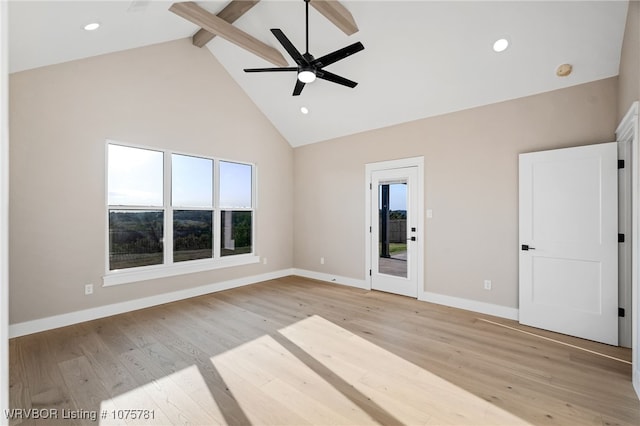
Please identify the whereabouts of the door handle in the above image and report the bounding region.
[521,244,535,251]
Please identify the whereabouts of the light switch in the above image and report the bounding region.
[426,209,433,219]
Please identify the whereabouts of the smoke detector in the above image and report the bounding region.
[556,64,573,77]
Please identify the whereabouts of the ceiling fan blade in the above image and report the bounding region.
[312,42,364,68]
[316,70,358,88]
[293,79,306,96]
[244,67,298,73]
[271,29,306,66]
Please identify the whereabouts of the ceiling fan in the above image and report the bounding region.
[244,0,364,96]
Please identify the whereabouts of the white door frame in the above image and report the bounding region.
[1,0,10,422]
[619,138,632,348]
[365,157,424,295]
[370,167,418,297]
[616,102,639,399]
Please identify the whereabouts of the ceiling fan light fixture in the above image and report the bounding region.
[298,70,316,83]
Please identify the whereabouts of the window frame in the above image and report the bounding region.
[103,140,259,287]
[219,160,255,257]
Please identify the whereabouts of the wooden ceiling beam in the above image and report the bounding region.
[310,0,359,36]
[192,0,260,48]
[169,1,288,67]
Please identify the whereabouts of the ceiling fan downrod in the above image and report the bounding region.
[298,0,315,83]
[305,0,310,55]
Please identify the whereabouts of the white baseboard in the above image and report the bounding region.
[292,269,369,290]
[291,270,518,321]
[8,268,517,337]
[634,370,640,400]
[419,291,519,321]
[9,268,294,338]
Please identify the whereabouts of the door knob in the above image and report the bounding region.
[521,244,535,251]
[408,236,416,241]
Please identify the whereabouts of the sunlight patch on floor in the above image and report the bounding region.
[278,315,532,425]
[100,364,225,425]
[210,334,377,425]
[95,315,533,425]
[478,318,632,364]
[207,315,531,425]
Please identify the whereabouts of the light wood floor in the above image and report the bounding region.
[9,276,640,425]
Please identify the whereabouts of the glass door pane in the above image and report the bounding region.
[378,181,407,278]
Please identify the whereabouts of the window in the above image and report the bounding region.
[220,161,253,256]
[172,154,213,263]
[108,144,164,271]
[105,142,257,285]
[109,210,164,270]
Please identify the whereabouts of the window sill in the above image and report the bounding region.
[102,255,261,287]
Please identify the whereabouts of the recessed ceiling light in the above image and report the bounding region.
[300,107,309,115]
[493,38,509,52]
[84,22,100,31]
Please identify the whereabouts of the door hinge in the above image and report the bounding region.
[619,233,625,243]
[369,269,372,276]
[618,159,625,169]
[369,226,372,233]
[369,183,372,190]
[619,307,625,317]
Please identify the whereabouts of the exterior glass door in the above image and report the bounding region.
[371,167,418,297]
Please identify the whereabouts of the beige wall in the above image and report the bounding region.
[294,77,618,309]
[619,0,640,121]
[9,39,293,324]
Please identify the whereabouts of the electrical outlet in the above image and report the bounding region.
[84,283,94,295]
[483,280,492,290]
[320,257,325,265]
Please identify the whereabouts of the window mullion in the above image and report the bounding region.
[252,165,257,256]
[213,159,221,259]
[108,205,163,210]
[164,151,173,266]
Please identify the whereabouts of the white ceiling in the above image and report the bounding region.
[8,0,630,147]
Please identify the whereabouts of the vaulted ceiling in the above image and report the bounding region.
[8,1,630,147]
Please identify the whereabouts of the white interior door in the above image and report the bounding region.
[371,167,418,297]
[519,142,618,345]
